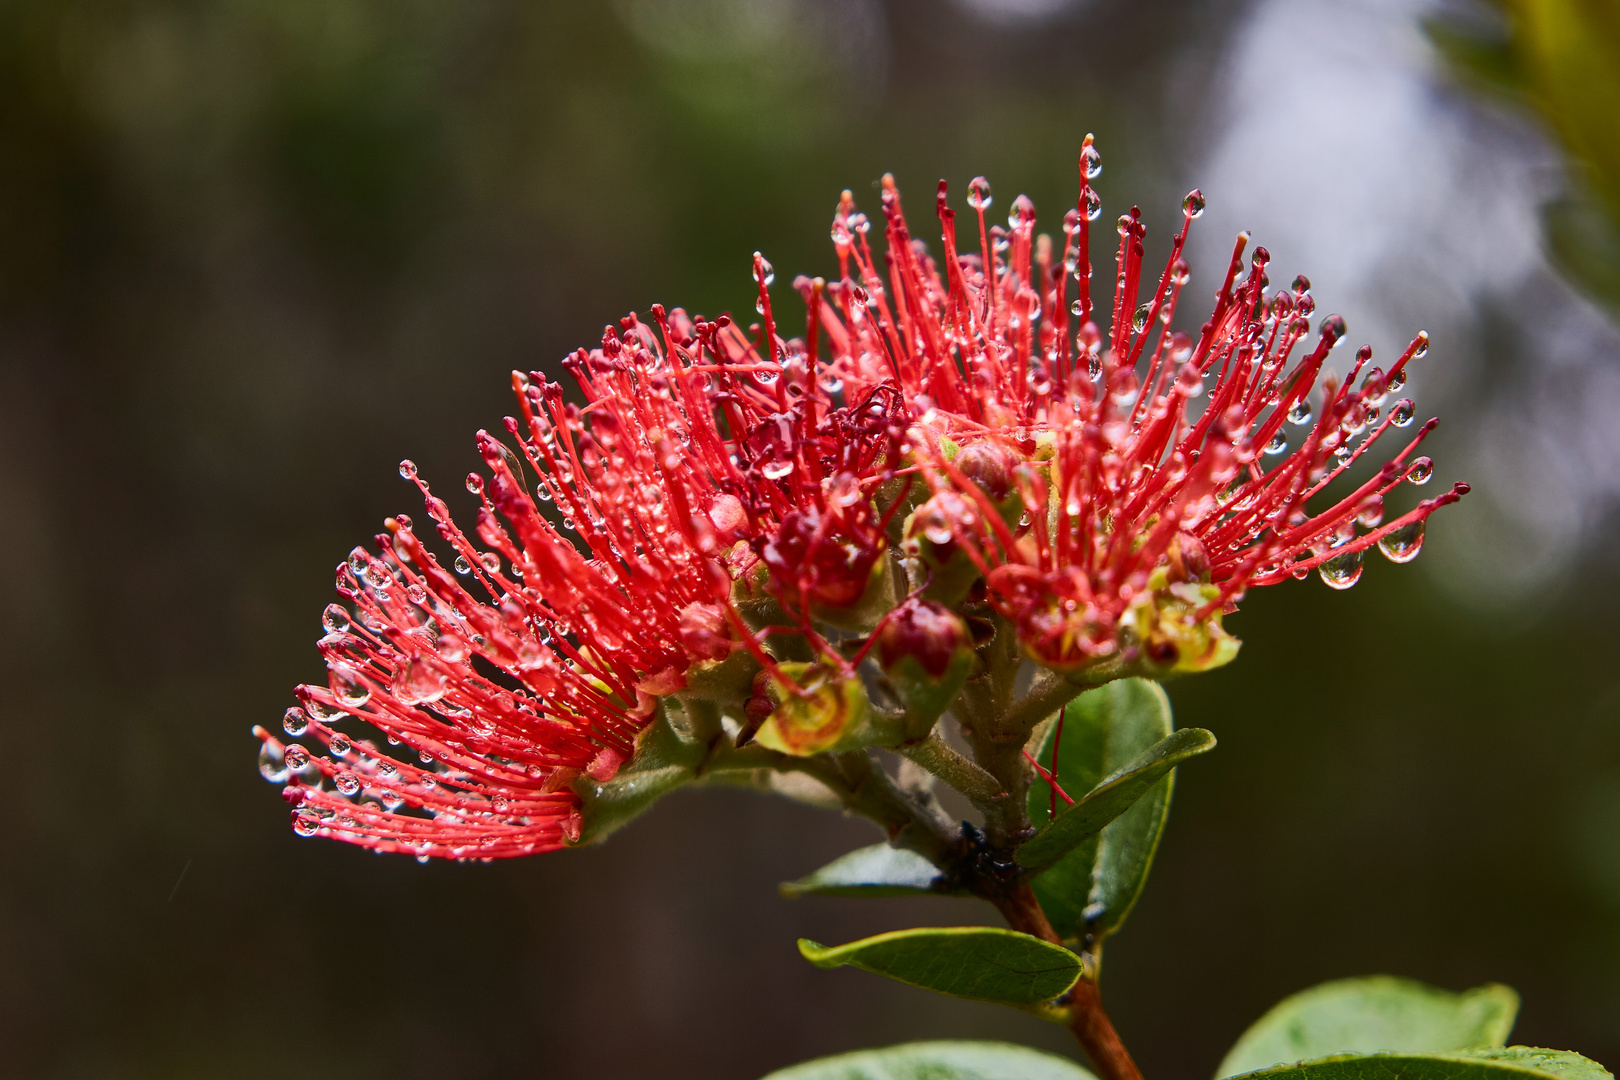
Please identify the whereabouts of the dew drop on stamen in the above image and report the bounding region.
[1132,303,1152,332]
[1182,189,1205,218]
[1082,141,1102,180]
[454,555,472,575]
[761,458,794,480]
[1176,363,1205,398]
[967,177,992,210]
[258,743,288,783]
[1378,520,1425,563]
[1412,331,1429,358]
[1356,495,1384,529]
[399,459,418,480]
[329,733,352,757]
[283,744,310,771]
[1390,399,1415,427]
[480,552,500,574]
[293,812,319,837]
[466,473,484,495]
[1287,399,1312,426]
[1318,547,1364,590]
[283,707,309,737]
[1406,457,1434,485]
[1083,188,1102,221]
[1263,431,1288,456]
[330,667,371,708]
[322,604,351,634]
[754,253,775,286]
[335,771,361,796]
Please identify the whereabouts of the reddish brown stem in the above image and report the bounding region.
[1068,976,1144,1080]
[995,883,1144,1080]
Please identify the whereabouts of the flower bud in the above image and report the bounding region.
[954,442,1018,501]
[875,599,976,736]
[903,492,983,606]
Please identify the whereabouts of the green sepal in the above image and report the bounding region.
[1024,678,1184,941]
[780,842,957,898]
[678,648,761,709]
[888,648,976,738]
[1016,725,1215,873]
[1226,1048,1611,1080]
[760,1040,1098,1080]
[812,548,898,633]
[572,700,707,844]
[1218,976,1521,1078]
[797,926,1082,1009]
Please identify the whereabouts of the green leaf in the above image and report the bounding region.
[1226,1047,1612,1080]
[780,843,952,898]
[1022,679,1182,940]
[1016,716,1214,876]
[572,701,707,843]
[1218,977,1521,1078]
[760,1040,1097,1080]
[797,927,1082,1007]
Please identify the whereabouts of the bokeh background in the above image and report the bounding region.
[3,0,1619,1076]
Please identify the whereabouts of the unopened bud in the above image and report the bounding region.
[954,442,1018,501]
[677,601,730,661]
[876,599,976,736]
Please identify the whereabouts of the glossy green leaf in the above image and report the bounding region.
[797,927,1082,1007]
[1227,1047,1611,1080]
[572,702,706,843]
[760,1040,1097,1080]
[1218,977,1520,1078]
[1016,718,1214,875]
[1023,679,1180,940]
[780,843,952,898]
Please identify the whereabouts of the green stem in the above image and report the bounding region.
[786,750,957,867]
[899,733,1004,804]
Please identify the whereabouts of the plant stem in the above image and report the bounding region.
[786,750,957,866]
[1067,977,1144,1080]
[994,884,1142,1080]
[899,733,1004,804]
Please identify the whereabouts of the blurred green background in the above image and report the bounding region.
[3,0,1619,1077]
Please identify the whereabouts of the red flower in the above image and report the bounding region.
[261,136,1466,856]
[810,137,1465,673]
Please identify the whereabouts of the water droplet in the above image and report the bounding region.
[466,473,484,495]
[322,604,351,634]
[284,744,310,770]
[1406,457,1434,486]
[1263,431,1288,456]
[829,473,862,508]
[1182,189,1205,218]
[1070,299,1083,317]
[1175,363,1205,398]
[1132,303,1152,332]
[1081,142,1102,179]
[1320,314,1346,342]
[1318,547,1364,590]
[330,666,371,708]
[761,458,794,480]
[1390,399,1415,427]
[967,177,992,210]
[283,707,309,736]
[480,552,500,574]
[1377,520,1425,563]
[1412,331,1429,358]
[454,555,473,575]
[1171,258,1190,286]
[754,252,775,286]
[1356,495,1384,528]
[293,812,319,837]
[335,771,361,796]
[329,733,352,757]
[1083,188,1102,221]
[399,459,417,480]
[1088,354,1103,382]
[1287,399,1312,426]
[258,743,288,783]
